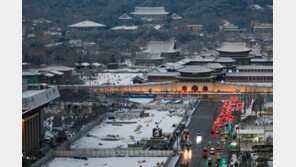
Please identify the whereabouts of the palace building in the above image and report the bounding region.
[69,20,105,33]
[135,41,179,65]
[216,42,252,65]
[131,7,169,20]
[225,72,273,82]
[176,65,215,82]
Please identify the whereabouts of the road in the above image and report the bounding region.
[177,96,230,167]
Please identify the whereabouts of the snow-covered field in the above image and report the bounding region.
[71,110,183,149]
[84,73,143,86]
[46,157,168,167]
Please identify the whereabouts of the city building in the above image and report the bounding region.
[22,66,75,84]
[131,7,169,20]
[22,80,60,155]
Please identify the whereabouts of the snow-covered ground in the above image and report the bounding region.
[84,73,144,86]
[46,157,168,167]
[128,98,154,104]
[71,110,183,149]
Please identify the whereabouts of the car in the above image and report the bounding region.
[183,129,189,141]
[210,147,215,158]
[181,160,189,167]
[214,160,220,166]
[215,130,220,136]
[210,128,215,135]
[185,141,192,151]
[203,147,208,154]
[202,152,208,159]
[207,158,213,167]
[217,146,222,153]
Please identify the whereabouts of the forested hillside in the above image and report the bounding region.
[23,0,273,27]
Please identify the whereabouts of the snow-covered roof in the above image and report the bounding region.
[92,62,102,67]
[226,72,273,77]
[216,42,252,53]
[131,7,169,15]
[177,65,213,73]
[41,65,75,72]
[251,58,273,62]
[111,25,138,30]
[81,62,90,66]
[206,63,224,69]
[147,72,179,77]
[49,70,64,76]
[69,20,105,28]
[172,13,182,20]
[119,13,132,20]
[250,4,263,10]
[143,41,177,53]
[236,65,273,70]
[160,62,184,70]
[22,70,40,76]
[22,86,60,112]
[237,129,264,135]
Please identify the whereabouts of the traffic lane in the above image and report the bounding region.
[188,100,223,167]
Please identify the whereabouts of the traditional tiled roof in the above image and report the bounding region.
[206,63,224,69]
[69,20,105,28]
[131,7,169,15]
[177,65,213,73]
[111,26,138,30]
[236,65,273,70]
[226,72,273,77]
[119,13,132,20]
[143,41,177,53]
[216,42,252,53]
[147,72,179,77]
[172,13,182,20]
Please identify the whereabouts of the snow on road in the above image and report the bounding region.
[71,110,183,149]
[47,157,168,167]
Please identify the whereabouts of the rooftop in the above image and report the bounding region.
[69,20,105,28]
[41,65,75,72]
[111,25,138,30]
[177,65,213,73]
[226,72,273,77]
[22,86,60,112]
[143,41,177,53]
[216,42,252,53]
[236,65,273,70]
[147,72,179,77]
[237,129,265,135]
[206,63,224,69]
[131,7,169,15]
[119,13,132,20]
